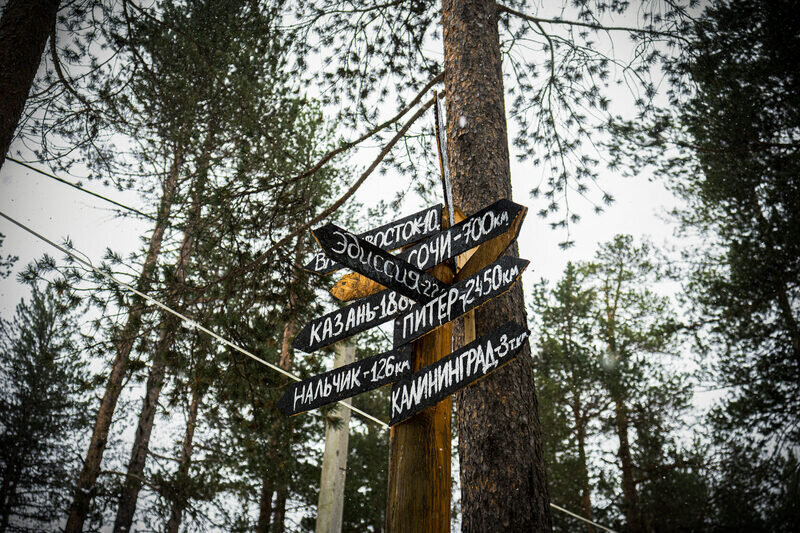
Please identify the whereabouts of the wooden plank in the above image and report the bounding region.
[303,204,442,276]
[329,199,526,302]
[292,288,413,354]
[393,256,529,347]
[313,223,448,304]
[386,262,453,533]
[276,344,413,416]
[389,322,530,425]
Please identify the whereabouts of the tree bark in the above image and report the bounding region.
[441,1,552,531]
[573,401,595,533]
[272,486,288,533]
[165,380,203,533]
[613,398,643,533]
[65,148,183,533]
[0,0,60,170]
[113,139,212,532]
[256,479,274,533]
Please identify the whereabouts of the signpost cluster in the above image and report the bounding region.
[278,198,530,530]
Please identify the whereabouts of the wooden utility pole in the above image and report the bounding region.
[316,341,355,533]
[386,264,454,533]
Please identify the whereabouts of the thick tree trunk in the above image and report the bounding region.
[613,398,643,533]
[0,0,60,170]
[165,381,203,533]
[441,1,552,531]
[65,148,183,533]
[113,140,211,532]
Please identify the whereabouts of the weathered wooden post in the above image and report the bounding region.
[386,262,454,532]
[316,341,355,533]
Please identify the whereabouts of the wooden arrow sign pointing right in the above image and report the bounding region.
[393,255,529,347]
[390,322,530,425]
[313,223,448,304]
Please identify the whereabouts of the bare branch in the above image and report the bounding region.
[496,3,689,42]
[200,95,437,289]
[287,71,443,186]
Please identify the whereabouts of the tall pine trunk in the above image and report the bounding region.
[65,147,183,533]
[255,479,274,533]
[165,377,204,533]
[441,1,552,530]
[113,137,213,531]
[573,400,595,533]
[257,236,303,532]
[0,0,60,169]
[613,398,643,533]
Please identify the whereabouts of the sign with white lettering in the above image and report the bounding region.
[313,224,448,304]
[329,199,526,302]
[292,288,414,354]
[393,256,529,347]
[277,345,413,416]
[303,204,443,276]
[390,322,530,425]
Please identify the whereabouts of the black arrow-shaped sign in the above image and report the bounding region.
[329,198,527,302]
[303,204,443,276]
[393,256,529,347]
[395,198,525,272]
[390,322,530,425]
[277,344,413,416]
[292,288,415,354]
[313,223,448,304]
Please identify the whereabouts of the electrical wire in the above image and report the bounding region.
[549,503,619,533]
[6,156,155,221]
[0,209,389,429]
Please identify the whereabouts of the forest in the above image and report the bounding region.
[0,0,797,531]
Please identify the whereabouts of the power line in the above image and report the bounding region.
[549,503,619,533]
[5,156,155,221]
[0,209,389,429]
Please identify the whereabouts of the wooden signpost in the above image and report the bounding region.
[283,198,532,532]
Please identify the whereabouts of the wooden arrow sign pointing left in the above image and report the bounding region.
[390,322,530,425]
[277,344,413,416]
[313,223,448,304]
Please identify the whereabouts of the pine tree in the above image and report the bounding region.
[531,263,606,532]
[0,286,90,532]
